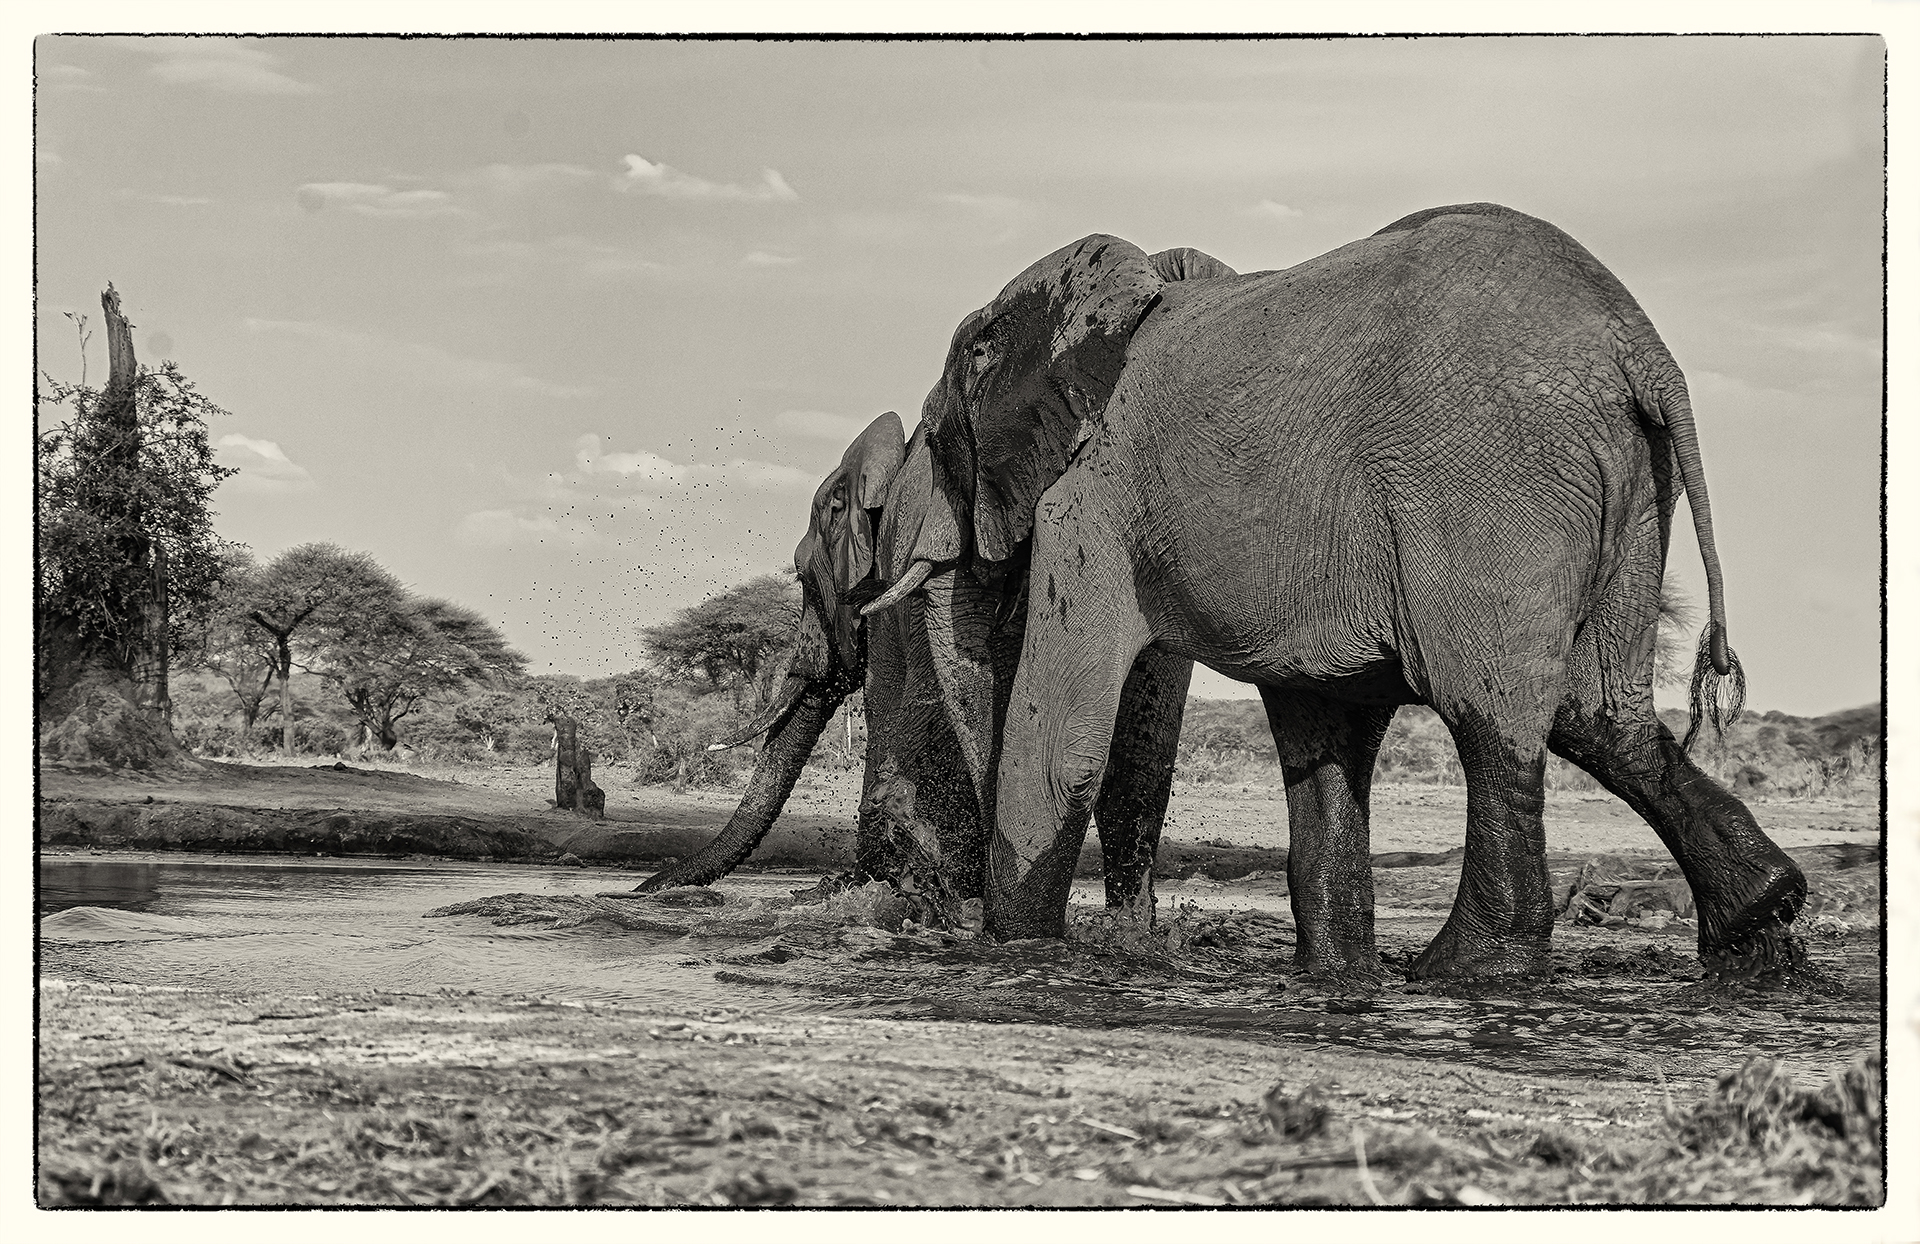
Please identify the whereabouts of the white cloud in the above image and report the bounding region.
[464,434,811,552]
[1249,199,1304,220]
[572,434,809,492]
[575,435,690,485]
[130,37,316,96]
[740,250,800,267]
[244,318,594,400]
[295,181,464,219]
[216,433,315,495]
[774,410,868,442]
[618,154,799,202]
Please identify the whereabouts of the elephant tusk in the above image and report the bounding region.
[859,559,936,616]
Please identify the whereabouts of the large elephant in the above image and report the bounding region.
[876,203,1805,980]
[633,411,1192,920]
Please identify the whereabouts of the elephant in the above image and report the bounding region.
[871,202,1805,980]
[632,410,1193,920]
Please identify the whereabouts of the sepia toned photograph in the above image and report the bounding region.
[31,16,1893,1216]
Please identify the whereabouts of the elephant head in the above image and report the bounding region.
[634,411,905,892]
[866,239,1220,610]
[645,244,1227,903]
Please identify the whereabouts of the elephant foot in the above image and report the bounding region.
[1405,921,1552,982]
[987,908,1069,942]
[1291,937,1382,981]
[1696,856,1807,970]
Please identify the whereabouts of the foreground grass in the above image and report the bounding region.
[37,982,1880,1208]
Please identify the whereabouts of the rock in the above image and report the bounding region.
[1605,879,1695,920]
[556,852,583,866]
[1804,913,1852,939]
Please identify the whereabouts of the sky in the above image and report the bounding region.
[32,33,1884,716]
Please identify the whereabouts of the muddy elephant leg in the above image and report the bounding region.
[1408,706,1560,979]
[1093,648,1193,921]
[1549,708,1804,974]
[1402,581,1573,980]
[989,526,1152,940]
[858,584,986,902]
[1261,689,1396,977]
[1548,496,1803,974]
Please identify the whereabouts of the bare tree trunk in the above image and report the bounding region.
[277,639,295,757]
[37,286,187,771]
[549,715,604,817]
[130,541,171,731]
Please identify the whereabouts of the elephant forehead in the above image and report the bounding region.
[995,233,1132,302]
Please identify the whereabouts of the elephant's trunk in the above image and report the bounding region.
[707,648,805,751]
[634,680,846,892]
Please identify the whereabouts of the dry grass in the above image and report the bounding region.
[39,991,1883,1209]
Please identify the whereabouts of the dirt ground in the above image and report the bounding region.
[36,757,1886,1208]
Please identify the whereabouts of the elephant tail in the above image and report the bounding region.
[1640,370,1746,753]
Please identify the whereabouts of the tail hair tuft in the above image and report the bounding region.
[1683,626,1747,754]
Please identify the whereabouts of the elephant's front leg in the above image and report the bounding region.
[987,530,1152,941]
[1094,648,1193,922]
[1260,689,1396,977]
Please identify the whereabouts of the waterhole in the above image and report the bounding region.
[39,853,1878,1089]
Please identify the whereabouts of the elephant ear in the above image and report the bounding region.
[1148,246,1238,282]
[962,235,1163,563]
[828,411,905,596]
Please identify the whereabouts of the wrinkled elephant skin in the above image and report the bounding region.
[905,204,1804,980]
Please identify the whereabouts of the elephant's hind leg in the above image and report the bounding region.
[1261,689,1396,978]
[1094,648,1193,922]
[1403,604,1572,980]
[1548,701,1805,978]
[1546,500,1805,977]
[1407,711,1560,980]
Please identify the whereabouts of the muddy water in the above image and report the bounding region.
[37,855,849,1015]
[39,853,1879,1093]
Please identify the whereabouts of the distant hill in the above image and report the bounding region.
[1178,696,1882,797]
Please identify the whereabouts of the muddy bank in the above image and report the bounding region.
[39,759,1882,891]
[37,760,1287,880]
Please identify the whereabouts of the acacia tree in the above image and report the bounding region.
[190,549,284,732]
[241,543,404,756]
[317,597,526,750]
[37,287,241,766]
[639,572,801,712]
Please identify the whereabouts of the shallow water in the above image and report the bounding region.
[37,855,855,1014]
[39,853,1878,1090]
